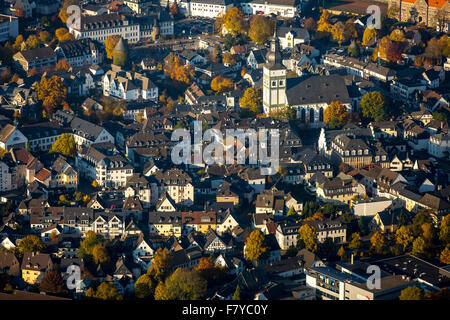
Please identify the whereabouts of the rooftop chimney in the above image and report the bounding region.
[350,253,354,265]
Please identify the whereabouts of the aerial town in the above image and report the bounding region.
[0,0,449,303]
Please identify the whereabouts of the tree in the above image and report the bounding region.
[348,232,361,250]
[40,270,66,294]
[441,35,450,57]
[324,101,348,128]
[411,209,433,236]
[298,224,318,252]
[425,38,443,64]
[18,235,45,253]
[87,282,123,300]
[440,214,450,246]
[344,19,357,40]
[378,36,391,61]
[222,52,236,66]
[432,111,448,123]
[78,231,104,261]
[304,17,317,33]
[211,75,234,93]
[222,7,247,36]
[317,10,332,34]
[249,15,274,46]
[338,246,346,260]
[164,52,194,87]
[134,273,157,299]
[92,244,110,265]
[362,27,377,46]
[399,286,424,300]
[348,41,360,57]
[440,247,450,264]
[244,230,269,262]
[232,285,241,300]
[91,180,99,188]
[50,133,75,158]
[36,75,67,114]
[56,59,71,71]
[331,22,346,46]
[25,35,40,50]
[412,237,427,257]
[105,35,120,60]
[147,248,173,282]
[370,231,385,255]
[421,222,435,245]
[55,28,74,42]
[49,231,59,243]
[268,106,295,121]
[395,226,413,251]
[12,35,24,52]
[389,29,405,42]
[360,91,389,121]
[239,87,262,117]
[195,257,226,284]
[386,40,403,63]
[154,268,207,300]
[287,206,297,216]
[39,31,52,44]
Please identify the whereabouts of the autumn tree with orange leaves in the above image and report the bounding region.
[324,101,348,129]
[37,75,67,115]
[164,52,194,87]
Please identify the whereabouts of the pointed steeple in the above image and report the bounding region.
[265,24,285,70]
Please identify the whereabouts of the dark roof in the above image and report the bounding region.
[286,74,351,106]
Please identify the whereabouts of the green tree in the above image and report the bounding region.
[18,235,45,254]
[154,268,207,300]
[395,226,413,251]
[298,224,318,252]
[360,91,389,121]
[399,286,424,300]
[134,273,157,299]
[412,237,427,257]
[78,231,104,261]
[432,111,448,123]
[232,284,241,300]
[50,133,75,158]
[244,230,269,262]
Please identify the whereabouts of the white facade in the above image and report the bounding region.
[189,0,233,17]
[240,1,300,17]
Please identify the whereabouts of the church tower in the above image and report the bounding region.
[263,29,287,115]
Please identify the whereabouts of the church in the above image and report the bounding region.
[262,33,353,128]
[388,0,450,31]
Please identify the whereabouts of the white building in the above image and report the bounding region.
[240,0,301,18]
[189,0,234,17]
